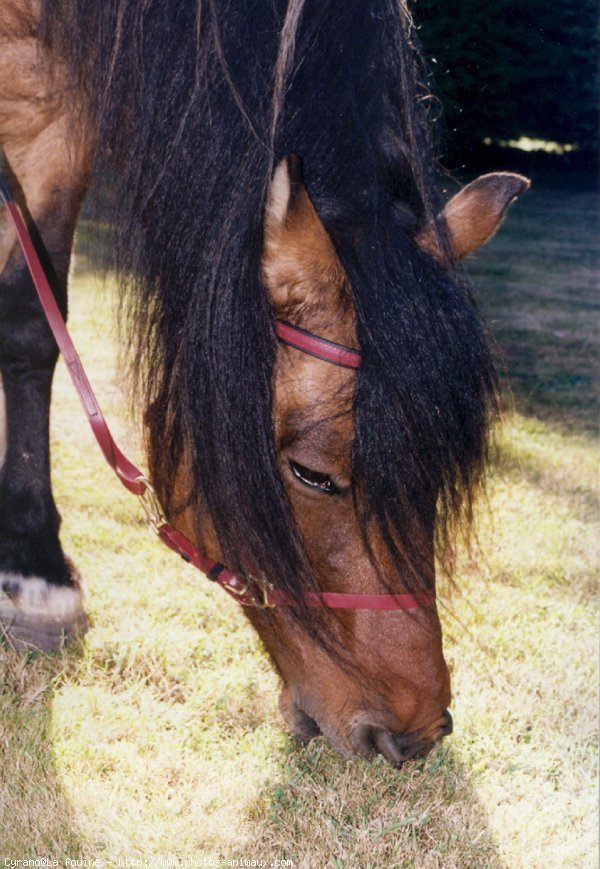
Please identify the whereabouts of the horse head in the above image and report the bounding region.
[171,157,528,764]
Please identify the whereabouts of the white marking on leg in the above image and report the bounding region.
[0,573,85,619]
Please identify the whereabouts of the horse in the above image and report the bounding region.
[0,0,528,765]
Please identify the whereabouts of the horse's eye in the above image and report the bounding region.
[289,460,339,495]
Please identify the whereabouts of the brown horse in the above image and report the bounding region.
[0,0,528,764]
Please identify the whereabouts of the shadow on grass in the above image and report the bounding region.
[0,647,85,858]
[243,739,505,867]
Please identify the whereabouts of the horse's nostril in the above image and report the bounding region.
[372,729,432,766]
[284,703,321,743]
[441,709,453,736]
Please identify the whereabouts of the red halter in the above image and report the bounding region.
[275,320,361,369]
[0,179,434,612]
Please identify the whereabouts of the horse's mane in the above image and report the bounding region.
[40,1,499,637]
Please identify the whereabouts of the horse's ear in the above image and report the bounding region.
[264,154,305,236]
[263,155,342,312]
[416,172,530,264]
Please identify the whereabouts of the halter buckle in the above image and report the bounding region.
[220,573,276,608]
[136,477,167,535]
[255,575,277,608]
[218,575,247,599]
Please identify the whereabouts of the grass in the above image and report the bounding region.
[465,184,599,433]
[1,184,598,866]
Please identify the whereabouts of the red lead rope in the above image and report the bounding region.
[0,180,434,612]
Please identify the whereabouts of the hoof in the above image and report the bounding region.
[0,572,88,653]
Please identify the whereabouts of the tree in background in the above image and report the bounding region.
[413,0,598,168]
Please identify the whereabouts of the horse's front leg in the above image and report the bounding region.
[0,104,91,651]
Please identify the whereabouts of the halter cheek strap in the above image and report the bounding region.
[0,179,434,613]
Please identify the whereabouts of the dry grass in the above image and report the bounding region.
[0,184,598,866]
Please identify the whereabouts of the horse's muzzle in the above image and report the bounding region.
[284,693,454,767]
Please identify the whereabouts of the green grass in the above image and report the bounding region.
[465,185,599,433]
[1,185,598,866]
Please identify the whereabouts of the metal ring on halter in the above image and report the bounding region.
[220,573,277,608]
[219,574,249,598]
[255,576,277,609]
[136,477,167,534]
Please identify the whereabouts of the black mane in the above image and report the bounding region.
[41,0,499,633]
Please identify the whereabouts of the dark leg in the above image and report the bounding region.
[0,49,92,649]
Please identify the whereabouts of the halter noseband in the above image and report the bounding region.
[0,179,434,613]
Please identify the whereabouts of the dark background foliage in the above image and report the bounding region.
[412,0,599,171]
